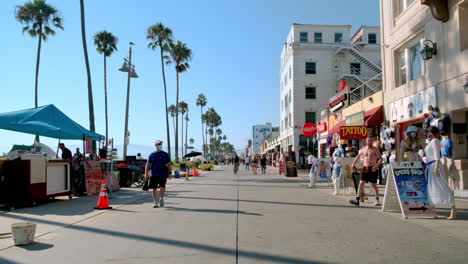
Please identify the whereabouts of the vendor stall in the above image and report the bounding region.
[0,105,104,209]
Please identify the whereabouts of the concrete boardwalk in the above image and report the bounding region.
[1,166,468,263]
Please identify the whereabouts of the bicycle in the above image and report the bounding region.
[233,163,239,174]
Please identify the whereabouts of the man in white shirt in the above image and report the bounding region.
[307,153,317,171]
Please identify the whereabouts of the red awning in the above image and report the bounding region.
[364,106,384,127]
[328,120,346,135]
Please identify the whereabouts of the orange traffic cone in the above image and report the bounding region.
[193,168,199,177]
[94,179,112,210]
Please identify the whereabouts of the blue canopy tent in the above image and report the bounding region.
[0,104,104,141]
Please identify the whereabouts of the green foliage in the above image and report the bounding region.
[94,31,118,57]
[15,0,64,41]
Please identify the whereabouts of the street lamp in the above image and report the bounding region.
[119,42,139,159]
[464,76,468,94]
[421,40,437,60]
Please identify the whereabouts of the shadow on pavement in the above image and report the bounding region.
[17,242,54,251]
[164,207,262,216]
[0,214,331,264]
[437,208,468,220]
[188,182,306,189]
[169,196,378,210]
[0,256,23,264]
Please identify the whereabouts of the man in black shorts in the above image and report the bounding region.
[145,140,172,208]
[349,137,382,207]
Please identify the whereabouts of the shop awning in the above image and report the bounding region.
[364,106,384,127]
[328,120,346,134]
[0,104,104,141]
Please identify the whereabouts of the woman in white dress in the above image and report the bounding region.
[424,126,456,220]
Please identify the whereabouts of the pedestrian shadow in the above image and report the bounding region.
[164,206,262,216]
[0,214,331,264]
[436,208,468,220]
[188,182,306,189]
[16,242,54,251]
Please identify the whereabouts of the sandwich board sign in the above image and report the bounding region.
[382,163,437,219]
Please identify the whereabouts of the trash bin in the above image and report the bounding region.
[285,161,297,177]
[174,171,180,178]
[11,222,36,246]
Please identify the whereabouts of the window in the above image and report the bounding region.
[305,112,316,123]
[350,63,361,75]
[305,87,316,99]
[460,1,468,51]
[289,113,292,127]
[305,62,316,74]
[397,50,407,86]
[395,38,425,87]
[289,66,291,79]
[334,33,343,43]
[397,0,415,15]
[300,32,308,42]
[288,90,291,103]
[284,95,288,107]
[368,33,377,44]
[314,32,322,43]
[409,41,423,80]
[285,117,289,130]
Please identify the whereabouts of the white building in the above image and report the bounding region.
[252,123,273,155]
[380,0,468,196]
[279,24,382,162]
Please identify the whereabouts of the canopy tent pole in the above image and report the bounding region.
[83,135,86,159]
[56,139,61,159]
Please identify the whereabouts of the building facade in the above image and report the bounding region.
[380,0,468,196]
[252,123,273,155]
[279,24,382,163]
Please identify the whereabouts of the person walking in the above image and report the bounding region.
[251,156,258,174]
[260,155,267,174]
[349,137,383,206]
[145,140,172,208]
[245,155,250,170]
[423,126,456,220]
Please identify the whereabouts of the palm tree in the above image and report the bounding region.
[223,135,227,142]
[79,0,96,152]
[147,23,173,159]
[178,101,188,157]
[94,31,118,148]
[168,104,177,141]
[15,0,64,108]
[168,41,192,162]
[15,0,63,142]
[196,94,207,156]
[189,138,195,145]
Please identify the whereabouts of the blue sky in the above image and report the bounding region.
[0,0,380,157]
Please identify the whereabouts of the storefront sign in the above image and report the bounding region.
[302,123,317,137]
[317,122,327,133]
[389,86,436,123]
[346,111,365,126]
[382,165,437,219]
[328,93,347,109]
[85,136,92,154]
[340,126,368,140]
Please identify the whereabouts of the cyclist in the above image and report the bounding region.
[233,154,240,174]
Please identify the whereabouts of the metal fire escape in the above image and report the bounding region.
[335,44,382,104]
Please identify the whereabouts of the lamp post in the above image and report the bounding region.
[119,42,139,159]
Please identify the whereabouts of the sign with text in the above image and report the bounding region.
[339,126,368,140]
[317,122,327,133]
[302,123,317,137]
[328,88,348,109]
[382,164,436,219]
[346,111,365,126]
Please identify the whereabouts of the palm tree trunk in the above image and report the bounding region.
[104,55,109,149]
[200,107,204,156]
[175,71,180,162]
[80,0,96,153]
[181,112,184,158]
[34,32,42,143]
[185,115,188,156]
[160,47,171,159]
[172,116,176,140]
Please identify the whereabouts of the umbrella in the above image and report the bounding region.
[184,151,202,158]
